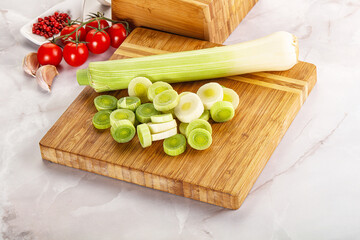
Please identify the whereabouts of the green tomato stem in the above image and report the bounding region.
[52,16,130,43]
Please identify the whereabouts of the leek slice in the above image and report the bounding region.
[150,113,173,123]
[110,109,135,126]
[92,110,111,129]
[117,96,141,111]
[110,119,136,143]
[135,103,161,123]
[152,127,177,141]
[179,122,189,135]
[147,119,177,134]
[222,88,240,109]
[147,81,173,102]
[153,89,179,111]
[185,119,212,137]
[163,134,186,156]
[137,123,152,148]
[198,110,210,121]
[174,92,204,123]
[187,128,212,150]
[210,101,235,122]
[128,77,152,103]
[197,82,223,110]
[94,95,117,111]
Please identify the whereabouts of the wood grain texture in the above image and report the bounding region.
[111,0,258,44]
[39,28,317,209]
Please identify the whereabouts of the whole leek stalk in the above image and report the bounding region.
[77,31,299,92]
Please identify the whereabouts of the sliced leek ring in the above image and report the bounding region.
[222,88,240,109]
[117,96,141,111]
[110,119,136,143]
[152,127,177,141]
[147,81,173,102]
[153,89,179,111]
[137,123,152,148]
[174,92,204,123]
[147,119,177,134]
[94,95,118,111]
[187,128,212,150]
[135,103,161,123]
[210,101,235,122]
[179,122,189,135]
[163,134,186,156]
[198,110,210,121]
[197,82,223,110]
[185,119,212,138]
[110,109,136,126]
[150,113,173,123]
[128,77,152,103]
[92,110,111,129]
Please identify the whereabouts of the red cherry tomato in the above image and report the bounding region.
[60,24,86,44]
[85,19,109,33]
[63,42,89,67]
[85,29,110,54]
[37,42,62,66]
[108,23,127,48]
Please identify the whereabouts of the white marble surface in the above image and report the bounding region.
[1,0,360,239]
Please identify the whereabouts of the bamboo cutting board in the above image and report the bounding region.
[112,0,258,44]
[39,28,317,209]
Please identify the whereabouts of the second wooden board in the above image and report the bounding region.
[40,28,317,209]
[112,0,258,43]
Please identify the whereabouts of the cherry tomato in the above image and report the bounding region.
[85,19,109,33]
[37,42,62,66]
[85,29,110,54]
[60,24,86,44]
[108,23,127,48]
[63,42,89,67]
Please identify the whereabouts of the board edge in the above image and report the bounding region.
[39,143,242,209]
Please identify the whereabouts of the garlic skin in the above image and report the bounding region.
[35,65,59,92]
[23,52,39,77]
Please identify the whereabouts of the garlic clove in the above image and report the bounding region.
[23,52,39,77]
[35,65,59,92]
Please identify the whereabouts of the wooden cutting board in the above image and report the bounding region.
[112,0,258,44]
[39,28,317,209]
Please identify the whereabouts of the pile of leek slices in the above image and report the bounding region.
[92,77,239,156]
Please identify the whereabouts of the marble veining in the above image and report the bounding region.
[1,0,360,239]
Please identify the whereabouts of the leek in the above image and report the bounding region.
[77,31,298,92]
